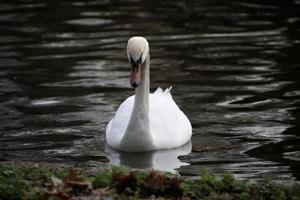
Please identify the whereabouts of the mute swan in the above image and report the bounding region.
[106,36,192,152]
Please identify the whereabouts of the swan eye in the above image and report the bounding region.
[130,56,135,64]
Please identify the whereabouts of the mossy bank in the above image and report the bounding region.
[0,162,299,200]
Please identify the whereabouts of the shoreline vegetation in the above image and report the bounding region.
[0,162,299,200]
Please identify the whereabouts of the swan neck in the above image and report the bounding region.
[120,53,154,151]
[135,54,150,110]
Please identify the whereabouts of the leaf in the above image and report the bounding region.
[142,171,183,198]
[144,172,166,191]
[51,176,64,187]
[113,172,138,193]
[65,180,92,196]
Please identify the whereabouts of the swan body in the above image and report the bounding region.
[106,37,192,152]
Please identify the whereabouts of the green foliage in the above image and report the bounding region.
[92,171,113,188]
[0,162,300,200]
[0,163,46,199]
[181,169,300,200]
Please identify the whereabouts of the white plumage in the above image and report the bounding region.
[106,37,192,152]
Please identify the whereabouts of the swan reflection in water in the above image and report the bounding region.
[105,141,192,173]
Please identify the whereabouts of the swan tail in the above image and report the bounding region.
[164,86,172,94]
[154,86,172,94]
[153,86,173,98]
[154,87,163,94]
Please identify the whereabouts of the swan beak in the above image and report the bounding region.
[130,63,141,88]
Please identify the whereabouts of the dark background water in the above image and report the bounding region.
[0,0,300,181]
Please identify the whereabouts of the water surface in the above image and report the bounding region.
[0,0,300,181]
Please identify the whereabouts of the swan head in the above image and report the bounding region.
[127,37,149,88]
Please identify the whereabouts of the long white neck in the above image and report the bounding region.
[120,53,155,151]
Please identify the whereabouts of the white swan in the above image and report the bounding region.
[106,36,192,152]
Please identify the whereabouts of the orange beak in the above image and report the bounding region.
[130,63,141,87]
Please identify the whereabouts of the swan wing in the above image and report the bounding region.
[106,95,134,148]
[149,88,192,149]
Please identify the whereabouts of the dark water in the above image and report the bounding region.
[0,0,300,181]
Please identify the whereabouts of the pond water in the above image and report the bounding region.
[0,0,300,181]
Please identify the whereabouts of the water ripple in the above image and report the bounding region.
[0,0,299,181]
